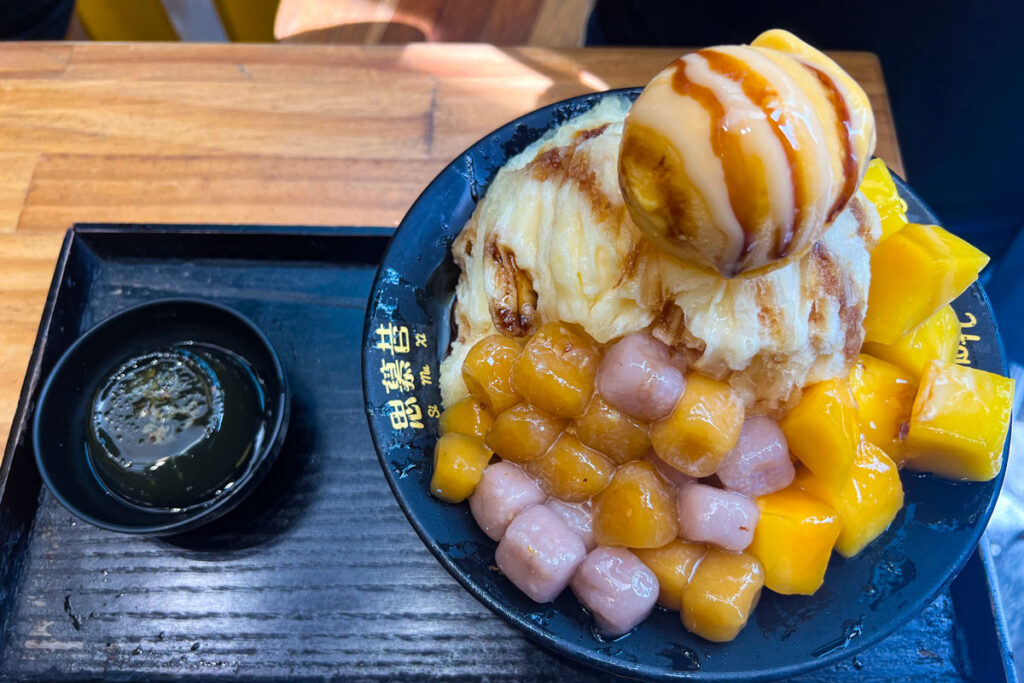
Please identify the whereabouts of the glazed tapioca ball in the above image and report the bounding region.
[592,460,678,548]
[430,433,492,504]
[545,498,596,551]
[462,335,523,414]
[571,547,660,637]
[650,373,744,478]
[469,462,546,541]
[513,322,601,418]
[574,394,650,465]
[496,504,587,603]
[632,539,706,611]
[439,397,494,440]
[643,449,695,490]
[676,483,759,552]
[681,548,765,642]
[716,416,795,497]
[526,433,614,503]
[596,332,685,422]
[485,402,566,464]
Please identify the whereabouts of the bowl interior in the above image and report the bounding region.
[34,298,289,535]
[362,89,1009,680]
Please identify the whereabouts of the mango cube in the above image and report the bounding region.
[859,158,908,242]
[485,402,566,463]
[848,354,916,463]
[779,378,859,496]
[593,461,678,548]
[462,335,522,414]
[905,361,1014,481]
[633,540,707,611]
[650,373,744,477]
[794,441,904,558]
[513,322,600,418]
[680,548,764,642]
[575,394,651,465]
[526,432,614,502]
[864,223,989,345]
[863,305,960,381]
[430,433,493,504]
[748,486,840,595]
[439,397,494,440]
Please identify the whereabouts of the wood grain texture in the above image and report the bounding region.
[0,41,903,458]
[0,231,972,680]
[0,154,38,233]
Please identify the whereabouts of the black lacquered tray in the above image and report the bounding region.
[0,223,1013,681]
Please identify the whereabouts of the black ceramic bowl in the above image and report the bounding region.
[34,298,289,535]
[362,89,1010,680]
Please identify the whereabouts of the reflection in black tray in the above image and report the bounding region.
[0,224,1012,680]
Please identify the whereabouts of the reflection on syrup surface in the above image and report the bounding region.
[86,343,268,511]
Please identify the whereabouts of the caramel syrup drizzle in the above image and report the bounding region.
[801,62,858,223]
[700,49,807,259]
[670,51,858,265]
[670,57,757,265]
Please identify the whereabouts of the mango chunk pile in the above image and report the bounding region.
[427,160,1014,644]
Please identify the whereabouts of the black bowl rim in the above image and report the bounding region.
[363,87,1010,681]
[33,297,291,536]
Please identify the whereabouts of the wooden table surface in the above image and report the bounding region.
[0,42,902,453]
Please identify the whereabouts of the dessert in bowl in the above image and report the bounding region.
[364,29,1014,678]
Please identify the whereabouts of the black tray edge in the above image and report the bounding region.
[0,222,1012,681]
[0,229,75,652]
[70,222,394,238]
[953,538,1018,682]
[0,223,399,651]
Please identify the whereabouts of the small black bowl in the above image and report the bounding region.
[363,89,1011,680]
[33,298,289,536]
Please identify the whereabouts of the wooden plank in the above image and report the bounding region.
[0,79,435,160]
[63,42,425,82]
[860,52,905,177]
[424,46,902,174]
[0,45,70,78]
[0,233,63,453]
[46,42,905,171]
[0,232,66,261]
[18,155,440,232]
[0,154,38,233]
[0,42,904,457]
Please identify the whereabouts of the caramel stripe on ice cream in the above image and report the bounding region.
[701,48,808,259]
[802,62,858,223]
[485,234,537,337]
[670,58,758,263]
[531,124,622,224]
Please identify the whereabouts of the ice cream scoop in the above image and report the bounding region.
[619,29,876,277]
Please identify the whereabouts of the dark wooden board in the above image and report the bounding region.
[0,225,1009,681]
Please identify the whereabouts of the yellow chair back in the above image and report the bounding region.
[75,0,280,42]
